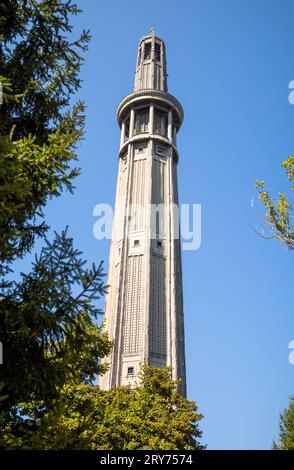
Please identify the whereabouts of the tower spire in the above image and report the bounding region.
[134,30,168,92]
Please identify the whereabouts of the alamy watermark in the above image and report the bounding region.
[289,340,294,365]
[93,202,201,251]
[288,80,294,104]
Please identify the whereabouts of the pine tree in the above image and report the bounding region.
[0,0,90,272]
[0,1,112,412]
[0,228,112,410]
[273,396,294,450]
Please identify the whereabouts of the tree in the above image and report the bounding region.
[256,160,294,450]
[0,228,112,411]
[0,0,90,273]
[273,396,294,450]
[0,365,205,450]
[255,155,294,249]
[0,96,84,277]
[0,0,112,412]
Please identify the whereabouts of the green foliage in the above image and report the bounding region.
[273,396,294,450]
[0,0,90,272]
[255,155,294,249]
[0,102,84,274]
[0,0,90,142]
[0,366,205,450]
[0,0,113,413]
[256,160,294,450]
[0,228,112,411]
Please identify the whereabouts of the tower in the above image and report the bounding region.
[100,30,186,396]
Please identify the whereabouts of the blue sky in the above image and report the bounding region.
[17,0,294,449]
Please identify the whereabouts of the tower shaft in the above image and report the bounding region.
[100,31,186,396]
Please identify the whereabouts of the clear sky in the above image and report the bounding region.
[17,0,294,449]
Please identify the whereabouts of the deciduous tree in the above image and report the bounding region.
[1,366,205,450]
[255,156,294,249]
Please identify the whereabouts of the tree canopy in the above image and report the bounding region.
[0,0,113,412]
[256,155,294,249]
[273,396,294,450]
[256,158,294,450]
[0,0,90,272]
[1,365,205,450]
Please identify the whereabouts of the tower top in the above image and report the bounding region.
[134,30,168,92]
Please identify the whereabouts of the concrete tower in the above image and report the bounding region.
[100,30,186,396]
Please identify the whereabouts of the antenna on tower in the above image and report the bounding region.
[149,27,155,35]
